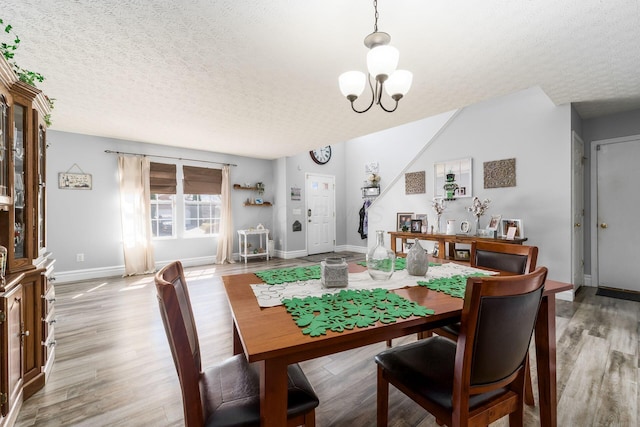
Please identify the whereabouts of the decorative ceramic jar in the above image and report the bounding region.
[321,257,348,288]
[367,230,396,280]
[446,219,457,235]
[406,239,428,276]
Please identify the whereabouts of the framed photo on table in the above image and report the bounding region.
[487,214,502,231]
[454,248,471,261]
[410,219,422,233]
[397,212,414,231]
[500,218,524,239]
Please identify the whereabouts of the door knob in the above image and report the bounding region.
[574,223,581,227]
[600,223,608,229]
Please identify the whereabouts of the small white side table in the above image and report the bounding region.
[237,229,270,264]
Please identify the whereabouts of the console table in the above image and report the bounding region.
[237,229,270,264]
[388,231,527,260]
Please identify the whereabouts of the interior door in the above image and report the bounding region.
[596,137,640,292]
[571,132,584,292]
[306,173,335,255]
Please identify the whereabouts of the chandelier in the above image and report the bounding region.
[338,0,413,113]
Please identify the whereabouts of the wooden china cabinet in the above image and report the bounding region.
[0,58,55,426]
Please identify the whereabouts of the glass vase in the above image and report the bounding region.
[406,239,429,276]
[475,215,481,235]
[367,230,396,280]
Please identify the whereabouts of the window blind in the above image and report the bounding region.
[183,165,222,195]
[149,162,177,194]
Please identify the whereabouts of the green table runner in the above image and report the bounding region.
[254,265,321,284]
[283,288,434,337]
[417,273,489,298]
[357,257,408,270]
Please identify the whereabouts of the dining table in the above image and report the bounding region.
[222,261,572,427]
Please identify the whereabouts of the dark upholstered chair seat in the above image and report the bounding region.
[375,337,509,412]
[202,355,319,427]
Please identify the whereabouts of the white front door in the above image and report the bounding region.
[595,136,640,292]
[571,132,584,292]
[306,173,335,255]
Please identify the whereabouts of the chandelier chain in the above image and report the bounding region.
[373,0,379,32]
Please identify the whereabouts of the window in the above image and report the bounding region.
[151,194,176,237]
[184,194,221,236]
[182,165,223,237]
[150,162,177,238]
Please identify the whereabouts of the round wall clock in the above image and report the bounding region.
[309,146,332,165]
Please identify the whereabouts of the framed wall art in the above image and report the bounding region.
[434,157,472,199]
[58,172,92,190]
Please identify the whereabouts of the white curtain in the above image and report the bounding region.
[118,155,155,275]
[216,164,235,264]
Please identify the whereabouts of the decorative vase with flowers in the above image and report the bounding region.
[367,173,381,187]
[432,198,446,233]
[467,196,491,235]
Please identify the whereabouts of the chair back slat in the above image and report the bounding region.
[471,241,538,274]
[155,261,206,426]
[456,267,547,392]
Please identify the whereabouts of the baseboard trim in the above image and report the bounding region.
[54,256,216,284]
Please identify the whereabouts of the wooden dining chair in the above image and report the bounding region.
[155,261,319,427]
[375,267,548,427]
[431,241,538,406]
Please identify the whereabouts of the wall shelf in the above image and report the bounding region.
[244,201,272,207]
[233,184,258,190]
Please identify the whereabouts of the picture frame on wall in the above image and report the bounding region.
[397,212,414,231]
[58,172,92,190]
[500,218,524,238]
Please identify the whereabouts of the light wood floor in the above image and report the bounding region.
[15,255,639,426]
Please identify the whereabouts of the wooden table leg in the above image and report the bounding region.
[232,321,243,355]
[259,358,288,427]
[535,295,558,427]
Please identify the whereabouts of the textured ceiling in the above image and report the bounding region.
[3,0,640,159]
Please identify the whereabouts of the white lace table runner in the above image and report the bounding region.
[250,263,497,308]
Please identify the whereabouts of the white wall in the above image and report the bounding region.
[47,131,275,282]
[344,110,458,250]
[367,87,573,283]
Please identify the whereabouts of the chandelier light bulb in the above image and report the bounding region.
[339,71,367,99]
[384,69,413,99]
[366,45,399,82]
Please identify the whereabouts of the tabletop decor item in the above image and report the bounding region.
[320,257,349,288]
[406,239,429,276]
[367,230,396,280]
[432,198,446,233]
[467,196,491,234]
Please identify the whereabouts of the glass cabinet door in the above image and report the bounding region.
[0,96,7,201]
[13,103,26,260]
[37,124,46,252]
